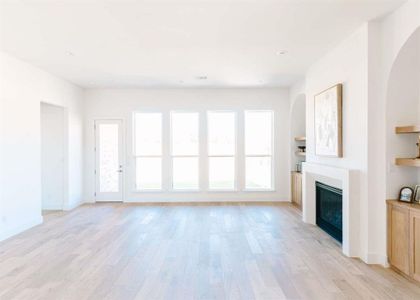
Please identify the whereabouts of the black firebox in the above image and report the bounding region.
[316,181,343,243]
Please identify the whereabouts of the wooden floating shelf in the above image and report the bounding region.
[395,158,420,167]
[395,125,420,134]
[296,151,306,157]
[294,136,306,141]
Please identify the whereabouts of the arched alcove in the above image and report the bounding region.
[290,94,306,171]
[386,27,420,198]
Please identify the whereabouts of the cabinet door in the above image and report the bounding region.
[291,172,296,204]
[388,204,410,275]
[296,173,302,207]
[410,209,420,282]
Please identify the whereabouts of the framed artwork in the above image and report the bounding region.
[314,84,343,157]
[399,187,414,203]
[414,185,420,203]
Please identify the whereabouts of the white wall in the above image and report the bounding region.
[300,0,420,265]
[0,51,84,241]
[290,93,306,171]
[84,88,290,203]
[289,80,306,175]
[41,103,65,210]
[304,25,369,261]
[305,25,369,171]
[385,30,420,196]
[366,0,420,266]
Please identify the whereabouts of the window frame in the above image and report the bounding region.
[133,111,164,191]
[207,110,237,191]
[244,110,275,191]
[170,110,200,191]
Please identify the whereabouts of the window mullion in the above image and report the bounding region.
[237,111,245,191]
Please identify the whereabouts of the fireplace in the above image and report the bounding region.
[316,181,343,243]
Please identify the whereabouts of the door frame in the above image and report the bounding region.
[94,119,124,202]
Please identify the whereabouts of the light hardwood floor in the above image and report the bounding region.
[1,203,420,300]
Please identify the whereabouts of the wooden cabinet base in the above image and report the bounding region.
[387,200,420,283]
[291,172,302,209]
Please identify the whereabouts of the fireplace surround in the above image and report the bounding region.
[302,162,360,259]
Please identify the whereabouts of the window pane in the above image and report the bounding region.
[171,112,199,155]
[99,124,119,193]
[245,111,273,155]
[173,157,198,189]
[136,158,162,190]
[209,157,235,190]
[246,157,272,189]
[208,112,235,155]
[135,113,162,155]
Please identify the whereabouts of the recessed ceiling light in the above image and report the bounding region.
[196,75,207,80]
[276,50,287,55]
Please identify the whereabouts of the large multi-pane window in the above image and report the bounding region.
[207,111,236,190]
[245,111,273,190]
[134,112,162,190]
[133,110,274,192]
[171,112,199,190]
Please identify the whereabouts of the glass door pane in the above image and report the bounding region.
[99,123,119,192]
[95,120,123,201]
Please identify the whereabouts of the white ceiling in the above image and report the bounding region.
[0,0,405,88]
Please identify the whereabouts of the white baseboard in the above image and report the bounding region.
[365,252,388,267]
[0,215,43,242]
[42,203,64,210]
[123,196,290,203]
[63,199,85,211]
[85,197,289,204]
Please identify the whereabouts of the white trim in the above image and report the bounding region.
[366,253,389,267]
[302,162,360,259]
[63,199,85,211]
[122,197,289,203]
[243,188,276,192]
[42,204,64,211]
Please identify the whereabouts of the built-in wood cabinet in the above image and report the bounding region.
[410,208,420,282]
[291,171,302,209]
[387,200,420,282]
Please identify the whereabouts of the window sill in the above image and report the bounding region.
[133,189,163,193]
[242,188,276,192]
[132,189,276,193]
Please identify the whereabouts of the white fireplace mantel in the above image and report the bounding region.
[302,162,360,258]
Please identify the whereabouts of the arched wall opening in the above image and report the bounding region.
[290,93,306,172]
[386,27,420,198]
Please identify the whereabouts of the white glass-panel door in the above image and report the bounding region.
[95,120,123,201]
